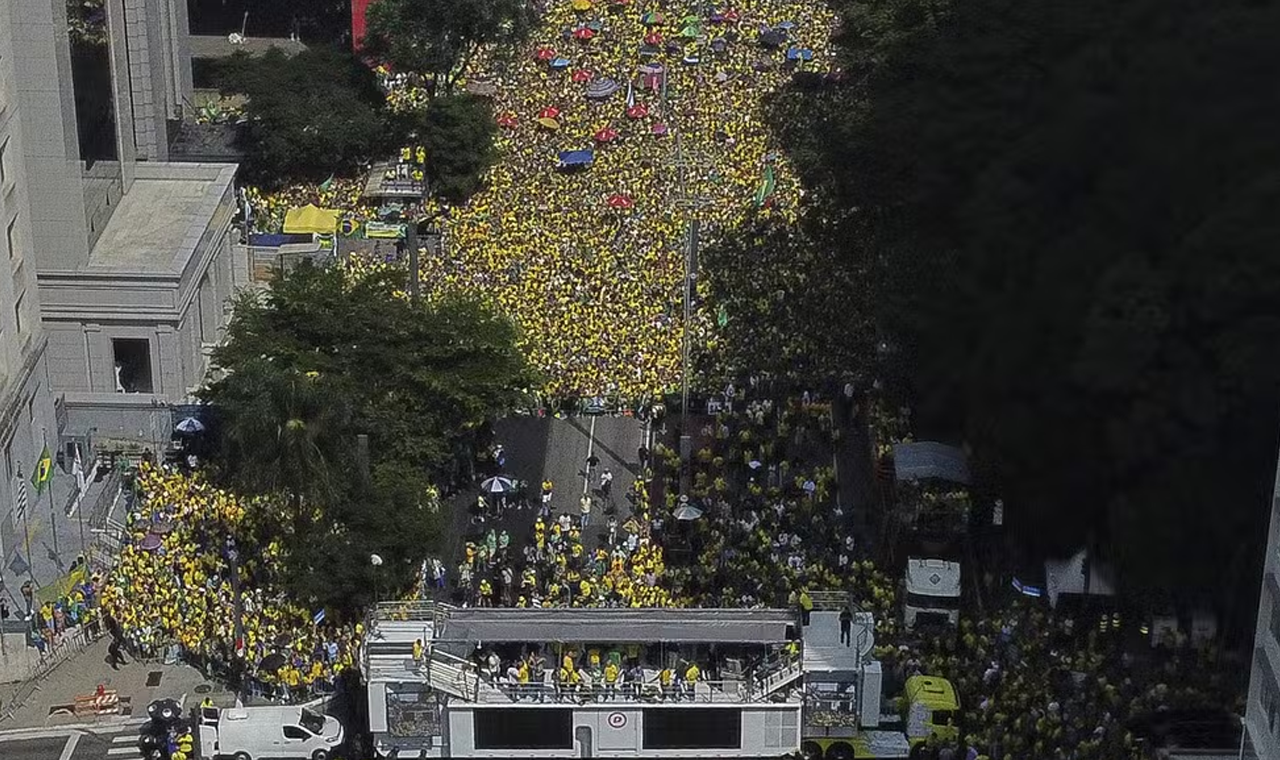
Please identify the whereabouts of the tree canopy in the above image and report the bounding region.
[772,0,1280,616]
[410,94,499,203]
[213,47,391,186]
[201,264,528,613]
[363,0,536,92]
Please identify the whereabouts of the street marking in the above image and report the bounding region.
[59,734,80,760]
[107,746,141,756]
[112,735,135,743]
[582,415,598,495]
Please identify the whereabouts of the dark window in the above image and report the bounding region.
[474,709,572,750]
[300,708,326,734]
[282,726,308,740]
[66,0,118,166]
[643,709,742,749]
[906,592,961,611]
[112,339,154,393]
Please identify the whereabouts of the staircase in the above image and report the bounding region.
[424,650,483,701]
[755,660,804,699]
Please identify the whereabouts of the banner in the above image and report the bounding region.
[365,221,407,240]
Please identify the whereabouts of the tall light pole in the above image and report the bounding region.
[667,129,710,475]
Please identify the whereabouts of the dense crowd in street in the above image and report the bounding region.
[245,0,835,401]
[100,464,360,700]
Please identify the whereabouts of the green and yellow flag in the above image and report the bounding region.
[32,444,52,495]
[753,165,776,208]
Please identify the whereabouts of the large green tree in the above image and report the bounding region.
[410,94,499,203]
[202,263,528,612]
[777,0,1280,622]
[214,46,391,186]
[363,0,536,92]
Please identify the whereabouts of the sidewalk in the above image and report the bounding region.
[0,637,231,730]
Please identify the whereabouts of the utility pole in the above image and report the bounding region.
[667,129,711,474]
[406,222,420,303]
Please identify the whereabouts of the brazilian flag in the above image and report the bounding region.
[32,445,52,495]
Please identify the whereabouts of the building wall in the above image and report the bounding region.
[1245,455,1280,760]
[0,0,62,556]
[9,0,92,272]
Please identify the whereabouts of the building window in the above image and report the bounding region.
[13,290,23,335]
[5,216,15,259]
[112,338,154,393]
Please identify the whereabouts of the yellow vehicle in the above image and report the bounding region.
[800,674,960,760]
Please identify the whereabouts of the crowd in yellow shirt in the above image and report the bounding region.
[246,0,836,403]
[101,464,361,697]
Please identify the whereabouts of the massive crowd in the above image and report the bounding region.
[100,464,361,700]
[246,0,835,401]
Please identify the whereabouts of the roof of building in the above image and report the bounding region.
[88,164,237,272]
[425,607,798,644]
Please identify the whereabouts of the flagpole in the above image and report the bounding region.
[18,465,36,588]
[42,431,59,563]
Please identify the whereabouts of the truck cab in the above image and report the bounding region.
[903,558,961,630]
[902,676,960,747]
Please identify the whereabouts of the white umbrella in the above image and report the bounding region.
[480,476,515,494]
[175,417,205,434]
[674,505,704,521]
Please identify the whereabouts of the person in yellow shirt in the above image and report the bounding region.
[659,666,675,700]
[603,661,620,701]
[682,661,701,700]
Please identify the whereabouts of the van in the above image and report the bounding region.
[198,705,345,760]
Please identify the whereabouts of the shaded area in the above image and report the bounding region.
[761,0,1280,637]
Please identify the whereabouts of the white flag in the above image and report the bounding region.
[626,81,635,109]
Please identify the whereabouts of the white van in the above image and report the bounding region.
[199,705,345,760]
[903,557,962,630]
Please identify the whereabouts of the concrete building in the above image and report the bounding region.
[5,0,244,445]
[0,0,62,566]
[1244,450,1280,760]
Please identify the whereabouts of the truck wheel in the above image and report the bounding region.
[234,753,252,760]
[825,742,855,760]
[800,740,823,759]
[311,751,329,760]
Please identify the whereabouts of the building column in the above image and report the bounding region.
[155,325,178,396]
[83,323,106,394]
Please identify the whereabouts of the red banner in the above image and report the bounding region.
[351,0,373,51]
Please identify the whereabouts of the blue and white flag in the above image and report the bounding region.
[313,608,326,625]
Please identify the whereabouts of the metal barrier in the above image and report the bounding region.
[0,624,104,723]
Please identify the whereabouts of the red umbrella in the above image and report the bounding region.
[626,104,649,119]
[539,106,561,119]
[644,31,663,45]
[536,47,556,61]
[651,122,669,136]
[723,8,740,21]
[572,69,594,83]
[607,193,634,209]
[594,127,620,143]
[497,114,518,128]
[573,27,596,41]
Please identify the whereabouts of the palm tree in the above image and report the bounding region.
[217,361,351,517]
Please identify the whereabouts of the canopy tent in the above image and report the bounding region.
[558,150,595,169]
[892,441,972,484]
[282,204,341,235]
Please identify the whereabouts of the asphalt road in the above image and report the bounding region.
[0,721,150,760]
[432,414,650,604]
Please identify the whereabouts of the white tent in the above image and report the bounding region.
[1044,547,1116,609]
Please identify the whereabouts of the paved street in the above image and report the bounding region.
[434,414,650,604]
